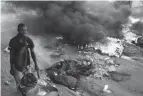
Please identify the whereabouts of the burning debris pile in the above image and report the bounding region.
[87,37,125,57]
[122,16,141,44]
[46,59,94,79]
[45,59,93,90]
[79,16,143,58]
[46,52,122,82]
[122,16,143,48]
[44,51,132,96]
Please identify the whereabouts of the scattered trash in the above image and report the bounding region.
[105,59,114,65]
[4,46,10,53]
[76,91,81,95]
[104,57,111,61]
[108,65,116,72]
[41,85,58,92]
[60,59,64,62]
[103,85,112,93]
[52,85,56,88]
[4,81,11,85]
[37,88,47,96]
[46,59,94,79]
[55,36,63,40]
[121,55,133,61]
[75,89,85,96]
[37,79,47,86]
[54,72,58,76]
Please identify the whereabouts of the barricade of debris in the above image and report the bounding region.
[76,16,143,59]
[46,52,122,84]
[77,37,125,58]
[44,53,132,96]
[46,59,94,78]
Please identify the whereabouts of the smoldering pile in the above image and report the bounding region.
[46,59,94,79]
[47,50,121,79]
[86,37,125,57]
[121,16,143,47]
[45,58,94,90]
[45,51,128,90]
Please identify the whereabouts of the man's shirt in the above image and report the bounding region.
[9,33,34,71]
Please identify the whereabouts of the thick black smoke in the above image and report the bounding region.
[4,1,131,45]
[131,21,143,36]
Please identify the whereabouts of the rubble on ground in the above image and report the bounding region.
[4,81,11,85]
[37,88,47,96]
[107,65,116,72]
[48,73,78,90]
[108,71,131,82]
[47,51,122,82]
[123,43,143,57]
[46,59,94,79]
[103,85,112,93]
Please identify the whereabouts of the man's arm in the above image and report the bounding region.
[27,36,39,70]
[9,39,15,75]
[30,48,39,71]
[28,36,40,78]
[9,39,13,69]
[30,48,40,78]
[10,50,14,69]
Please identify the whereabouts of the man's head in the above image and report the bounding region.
[17,23,28,35]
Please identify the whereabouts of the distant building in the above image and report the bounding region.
[131,1,143,8]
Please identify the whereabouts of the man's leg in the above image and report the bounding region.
[13,66,24,89]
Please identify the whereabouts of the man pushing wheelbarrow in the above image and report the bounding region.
[8,23,40,95]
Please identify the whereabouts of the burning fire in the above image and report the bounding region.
[87,16,143,57]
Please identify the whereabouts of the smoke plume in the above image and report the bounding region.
[3,1,131,45]
[131,21,143,36]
